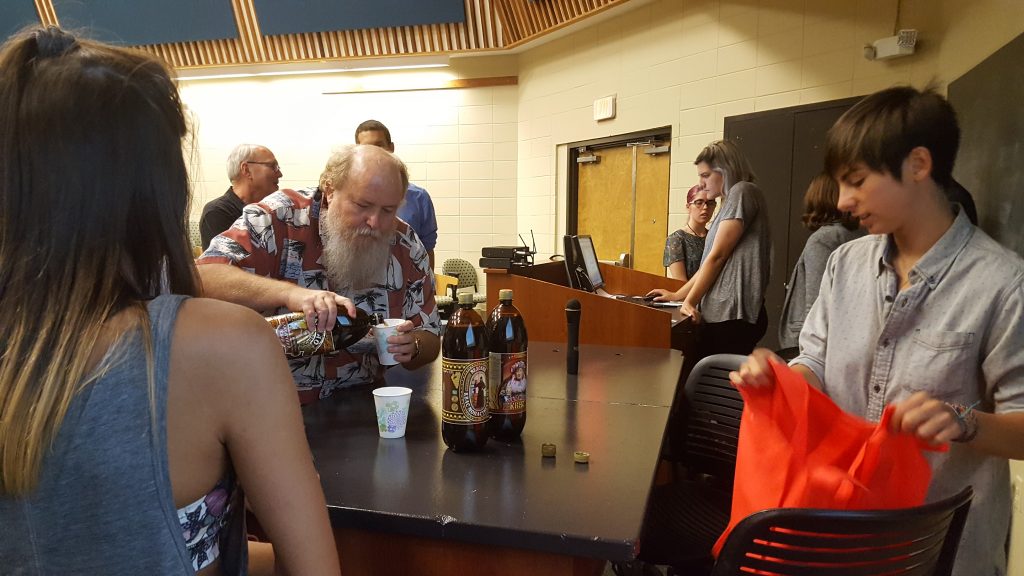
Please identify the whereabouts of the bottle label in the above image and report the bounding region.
[266,312,338,357]
[442,357,489,424]
[488,351,527,415]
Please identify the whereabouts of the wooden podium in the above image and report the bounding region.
[484,261,693,350]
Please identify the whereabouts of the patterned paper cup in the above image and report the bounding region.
[373,386,412,439]
[373,319,405,366]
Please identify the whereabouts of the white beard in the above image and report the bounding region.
[321,211,393,291]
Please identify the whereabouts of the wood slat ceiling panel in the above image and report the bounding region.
[34,0,58,26]
[36,0,629,69]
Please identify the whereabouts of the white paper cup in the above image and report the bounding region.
[373,319,405,366]
[373,386,412,438]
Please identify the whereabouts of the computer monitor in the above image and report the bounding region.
[563,234,605,292]
[576,235,605,292]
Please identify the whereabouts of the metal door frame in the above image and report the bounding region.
[566,126,671,237]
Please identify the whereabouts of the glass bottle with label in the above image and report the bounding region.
[441,293,490,451]
[266,309,382,357]
[486,289,527,440]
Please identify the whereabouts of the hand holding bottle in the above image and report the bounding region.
[284,286,357,333]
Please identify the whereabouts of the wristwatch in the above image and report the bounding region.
[945,402,979,443]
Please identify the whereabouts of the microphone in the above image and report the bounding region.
[566,299,581,375]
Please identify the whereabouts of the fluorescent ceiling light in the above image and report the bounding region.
[177,55,449,81]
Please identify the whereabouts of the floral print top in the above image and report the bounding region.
[663,229,705,279]
[177,472,238,572]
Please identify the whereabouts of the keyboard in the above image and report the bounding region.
[615,295,656,305]
[614,295,683,308]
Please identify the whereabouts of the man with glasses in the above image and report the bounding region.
[199,143,282,249]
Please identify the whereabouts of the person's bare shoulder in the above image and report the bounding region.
[172,298,292,399]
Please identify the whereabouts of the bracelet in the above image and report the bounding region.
[945,402,979,443]
[410,334,421,360]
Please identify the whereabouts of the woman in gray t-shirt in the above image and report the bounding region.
[648,140,771,357]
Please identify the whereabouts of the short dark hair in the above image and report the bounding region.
[354,119,392,145]
[825,86,960,187]
[801,173,859,231]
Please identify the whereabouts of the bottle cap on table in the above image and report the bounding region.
[499,289,513,300]
[541,443,556,458]
[573,451,590,464]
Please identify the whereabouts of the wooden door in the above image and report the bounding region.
[635,147,671,274]
[577,146,633,266]
[576,143,670,276]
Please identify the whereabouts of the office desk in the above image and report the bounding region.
[304,343,682,576]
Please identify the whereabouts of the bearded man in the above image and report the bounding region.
[198,144,440,403]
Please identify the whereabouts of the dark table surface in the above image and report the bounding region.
[303,342,683,561]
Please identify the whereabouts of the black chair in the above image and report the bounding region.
[712,486,974,576]
[636,354,747,575]
[775,346,800,362]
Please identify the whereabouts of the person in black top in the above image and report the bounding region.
[946,178,978,225]
[199,143,282,249]
[663,184,714,281]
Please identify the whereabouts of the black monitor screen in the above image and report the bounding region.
[576,235,604,291]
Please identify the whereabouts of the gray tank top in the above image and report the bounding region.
[0,295,246,575]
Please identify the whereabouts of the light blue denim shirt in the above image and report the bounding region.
[397,183,438,251]
[794,209,1024,576]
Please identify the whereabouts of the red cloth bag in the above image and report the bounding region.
[712,360,945,556]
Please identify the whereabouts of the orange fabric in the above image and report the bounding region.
[712,361,946,556]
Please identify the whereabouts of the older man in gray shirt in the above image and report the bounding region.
[732,86,1024,576]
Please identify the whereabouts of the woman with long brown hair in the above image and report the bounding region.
[0,27,340,575]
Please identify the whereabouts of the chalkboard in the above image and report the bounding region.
[949,32,1024,258]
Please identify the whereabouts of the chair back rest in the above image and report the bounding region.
[681,354,746,484]
[442,258,479,291]
[188,220,201,251]
[712,486,974,576]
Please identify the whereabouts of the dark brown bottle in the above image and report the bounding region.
[486,289,527,440]
[267,309,383,357]
[441,293,490,451]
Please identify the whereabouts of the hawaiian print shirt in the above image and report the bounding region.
[197,187,440,402]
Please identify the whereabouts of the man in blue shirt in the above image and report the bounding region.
[355,119,439,269]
